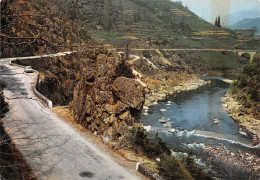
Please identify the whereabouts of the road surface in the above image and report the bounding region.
[0,58,140,180]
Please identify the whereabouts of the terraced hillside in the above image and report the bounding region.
[59,0,240,49]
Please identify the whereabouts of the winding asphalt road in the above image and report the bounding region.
[0,57,139,180]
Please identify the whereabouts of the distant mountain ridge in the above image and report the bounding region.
[229,17,260,35]
[223,9,260,26]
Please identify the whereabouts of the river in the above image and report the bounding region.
[140,76,259,179]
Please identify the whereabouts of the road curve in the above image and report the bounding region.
[0,60,139,180]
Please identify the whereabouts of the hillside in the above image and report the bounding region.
[1,0,147,137]
[0,0,96,58]
[228,53,260,137]
[230,17,260,35]
[59,0,238,49]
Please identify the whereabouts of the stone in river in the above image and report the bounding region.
[169,128,176,133]
[164,122,173,128]
[239,131,248,136]
[159,117,170,123]
[213,118,219,124]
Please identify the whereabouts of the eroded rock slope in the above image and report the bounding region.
[15,48,146,140]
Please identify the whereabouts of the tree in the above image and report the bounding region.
[215,17,218,26]
[218,15,221,27]
[215,15,221,28]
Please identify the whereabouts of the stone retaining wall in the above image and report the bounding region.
[33,72,53,108]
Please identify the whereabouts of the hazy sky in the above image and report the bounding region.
[173,0,260,24]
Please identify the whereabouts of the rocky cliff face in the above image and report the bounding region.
[15,48,146,140]
[70,49,145,140]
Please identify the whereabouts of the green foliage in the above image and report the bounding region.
[191,51,242,71]
[237,74,248,89]
[129,124,213,180]
[60,0,233,48]
[242,64,256,77]
[230,53,260,116]
[252,53,260,64]
[158,154,194,180]
[129,124,148,146]
[129,124,170,158]
[241,53,251,60]
[184,153,213,180]
[215,15,221,28]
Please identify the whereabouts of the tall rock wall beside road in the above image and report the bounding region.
[14,48,146,140]
[71,49,145,139]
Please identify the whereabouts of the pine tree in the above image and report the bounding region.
[215,17,218,26]
[218,15,221,28]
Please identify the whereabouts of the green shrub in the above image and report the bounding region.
[184,153,213,180]
[142,136,171,158]
[158,154,194,180]
[252,53,260,64]
[129,124,213,180]
[241,53,250,60]
[129,124,170,158]
[129,124,148,146]
[237,74,248,89]
[242,64,256,77]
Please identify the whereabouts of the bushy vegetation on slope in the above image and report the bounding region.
[58,0,237,49]
[191,51,247,73]
[0,0,96,58]
[230,53,260,119]
[129,124,213,180]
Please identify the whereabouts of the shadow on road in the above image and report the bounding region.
[0,65,28,96]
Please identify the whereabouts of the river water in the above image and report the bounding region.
[140,76,259,179]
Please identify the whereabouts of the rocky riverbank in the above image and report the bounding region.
[204,144,260,179]
[144,76,207,107]
[223,92,260,145]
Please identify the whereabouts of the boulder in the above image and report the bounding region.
[213,118,220,124]
[112,77,145,110]
[119,111,133,125]
[169,128,176,133]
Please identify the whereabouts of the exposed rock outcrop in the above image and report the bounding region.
[15,47,146,140]
[71,50,145,139]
